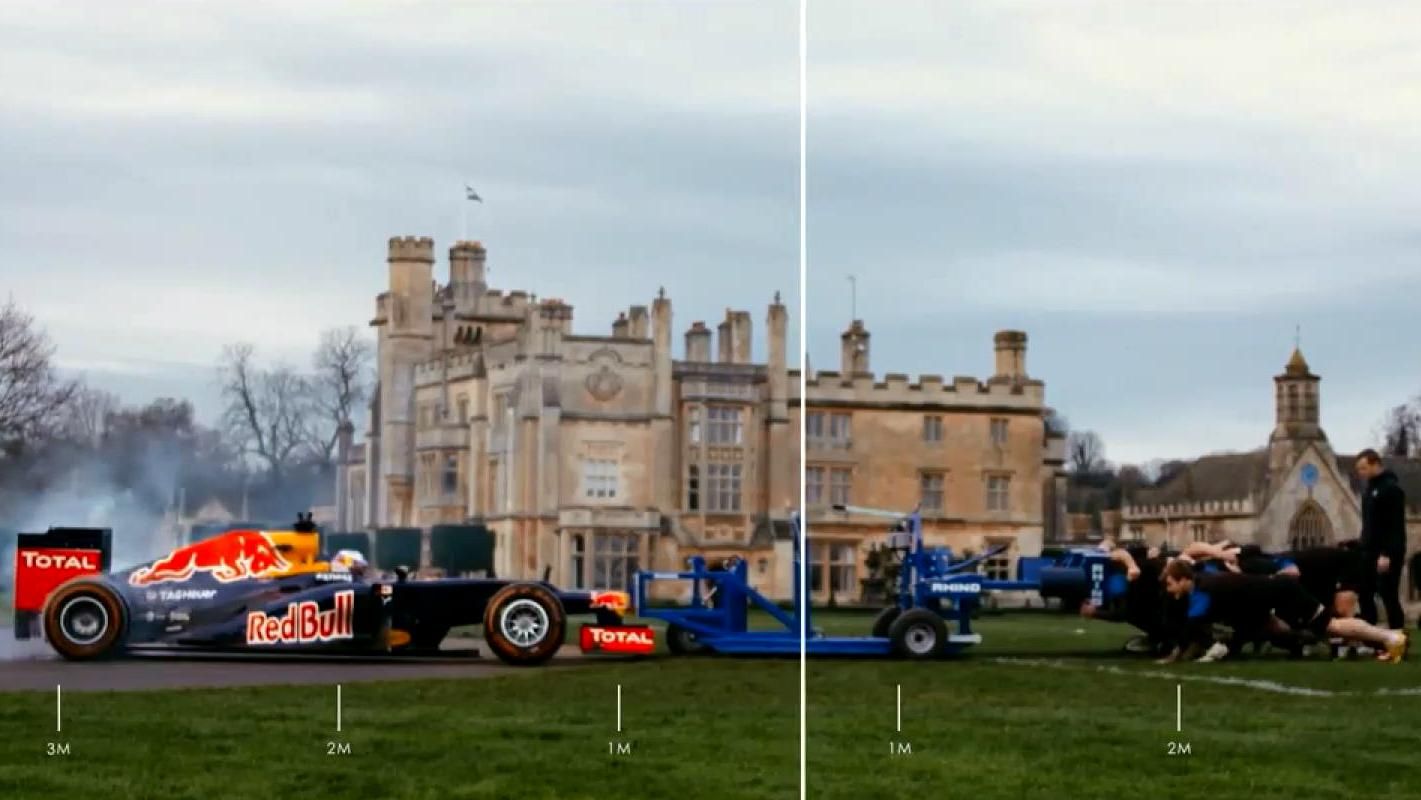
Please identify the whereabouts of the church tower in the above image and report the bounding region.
[1267,346,1324,480]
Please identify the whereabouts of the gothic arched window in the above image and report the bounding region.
[1289,502,1332,550]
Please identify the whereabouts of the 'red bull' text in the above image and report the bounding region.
[246,590,354,645]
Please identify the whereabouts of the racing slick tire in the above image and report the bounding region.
[888,608,948,660]
[871,606,901,638]
[43,579,128,661]
[482,583,566,666]
[666,623,710,656]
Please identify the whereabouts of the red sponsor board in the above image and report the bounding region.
[246,590,355,645]
[579,624,656,655]
[130,531,289,586]
[14,548,104,612]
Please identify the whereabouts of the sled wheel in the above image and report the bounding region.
[871,606,901,638]
[482,583,566,666]
[666,624,709,656]
[43,580,127,661]
[888,609,948,660]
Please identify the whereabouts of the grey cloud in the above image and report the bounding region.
[1,2,801,417]
[806,2,1421,460]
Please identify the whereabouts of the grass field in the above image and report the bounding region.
[807,609,1420,800]
[2,609,1416,799]
[0,657,798,800]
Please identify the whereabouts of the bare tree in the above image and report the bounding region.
[218,343,312,481]
[1066,429,1106,473]
[1379,402,1421,458]
[1044,408,1069,436]
[308,326,372,464]
[60,385,121,446]
[0,298,78,446]
[1137,459,1165,485]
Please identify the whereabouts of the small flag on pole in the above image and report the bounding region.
[466,185,482,203]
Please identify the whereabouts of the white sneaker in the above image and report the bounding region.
[1196,642,1230,663]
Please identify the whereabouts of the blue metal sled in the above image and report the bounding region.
[634,507,1116,659]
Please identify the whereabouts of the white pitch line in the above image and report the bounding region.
[896,684,901,733]
[993,657,1421,698]
[336,684,342,733]
[56,684,61,733]
[616,684,622,733]
[1176,684,1181,732]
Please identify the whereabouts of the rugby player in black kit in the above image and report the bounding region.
[1159,560,1408,664]
[1079,544,1178,655]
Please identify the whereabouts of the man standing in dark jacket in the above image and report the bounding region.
[1355,449,1408,632]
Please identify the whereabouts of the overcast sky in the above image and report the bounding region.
[0,1,799,428]
[808,2,1421,463]
[5,2,1419,466]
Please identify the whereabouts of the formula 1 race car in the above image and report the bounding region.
[13,515,645,666]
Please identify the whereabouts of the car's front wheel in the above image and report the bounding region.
[482,583,566,666]
[43,580,128,661]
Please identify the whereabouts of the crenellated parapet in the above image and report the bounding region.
[476,288,534,316]
[388,236,435,262]
[1121,497,1257,520]
[805,369,1045,409]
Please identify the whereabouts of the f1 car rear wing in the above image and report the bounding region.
[12,527,111,639]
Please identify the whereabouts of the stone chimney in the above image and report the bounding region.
[628,305,650,339]
[717,308,751,364]
[448,240,487,309]
[538,298,574,335]
[767,292,787,420]
[840,320,870,375]
[993,330,1028,381]
[686,322,711,362]
[717,314,733,363]
[612,311,630,338]
[652,289,671,416]
[730,310,751,363]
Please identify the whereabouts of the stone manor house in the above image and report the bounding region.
[334,236,1066,601]
[335,236,798,598]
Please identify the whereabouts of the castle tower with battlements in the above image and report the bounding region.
[337,236,799,597]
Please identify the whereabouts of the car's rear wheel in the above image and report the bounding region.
[43,580,127,661]
[482,583,565,666]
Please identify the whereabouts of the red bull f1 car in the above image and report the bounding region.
[14,516,647,666]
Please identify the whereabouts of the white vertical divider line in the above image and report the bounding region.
[617,684,623,733]
[1176,684,1181,733]
[56,684,61,733]
[797,1,808,799]
[896,684,902,733]
[337,684,342,733]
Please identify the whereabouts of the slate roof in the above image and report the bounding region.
[1122,448,1421,513]
[1131,450,1270,505]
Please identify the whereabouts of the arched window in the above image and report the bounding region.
[1289,502,1332,550]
